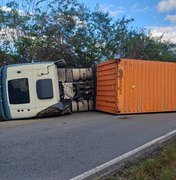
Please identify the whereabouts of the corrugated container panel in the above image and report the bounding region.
[96,59,176,114]
[96,60,117,114]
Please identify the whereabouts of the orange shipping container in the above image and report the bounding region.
[96,59,176,114]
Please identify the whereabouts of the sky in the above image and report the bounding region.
[1,0,176,43]
[79,0,176,43]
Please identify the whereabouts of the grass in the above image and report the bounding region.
[107,143,176,180]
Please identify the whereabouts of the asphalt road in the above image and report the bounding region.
[1,111,176,180]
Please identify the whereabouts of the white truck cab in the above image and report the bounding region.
[0,61,94,120]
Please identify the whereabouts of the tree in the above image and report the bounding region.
[0,0,176,67]
[122,29,176,62]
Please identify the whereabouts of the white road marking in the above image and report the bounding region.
[70,129,176,180]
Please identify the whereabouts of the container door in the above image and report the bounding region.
[96,60,118,114]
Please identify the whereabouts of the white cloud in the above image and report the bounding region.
[0,6,11,12]
[0,6,27,16]
[157,0,176,12]
[99,4,124,17]
[0,28,18,40]
[72,16,87,28]
[0,28,19,53]
[131,3,149,12]
[165,15,176,23]
[150,26,176,43]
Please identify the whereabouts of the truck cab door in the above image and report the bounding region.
[6,69,35,119]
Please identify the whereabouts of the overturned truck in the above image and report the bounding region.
[1,58,176,120]
[0,61,94,120]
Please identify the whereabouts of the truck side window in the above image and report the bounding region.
[8,78,30,104]
[37,79,53,99]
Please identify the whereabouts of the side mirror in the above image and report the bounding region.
[54,59,67,68]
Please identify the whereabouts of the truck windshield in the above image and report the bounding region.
[8,78,30,104]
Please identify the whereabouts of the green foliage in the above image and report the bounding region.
[0,0,176,66]
[0,50,18,65]
[130,144,176,180]
[109,143,176,180]
[123,30,176,62]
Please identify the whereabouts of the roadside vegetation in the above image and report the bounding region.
[1,0,176,67]
[107,143,176,180]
